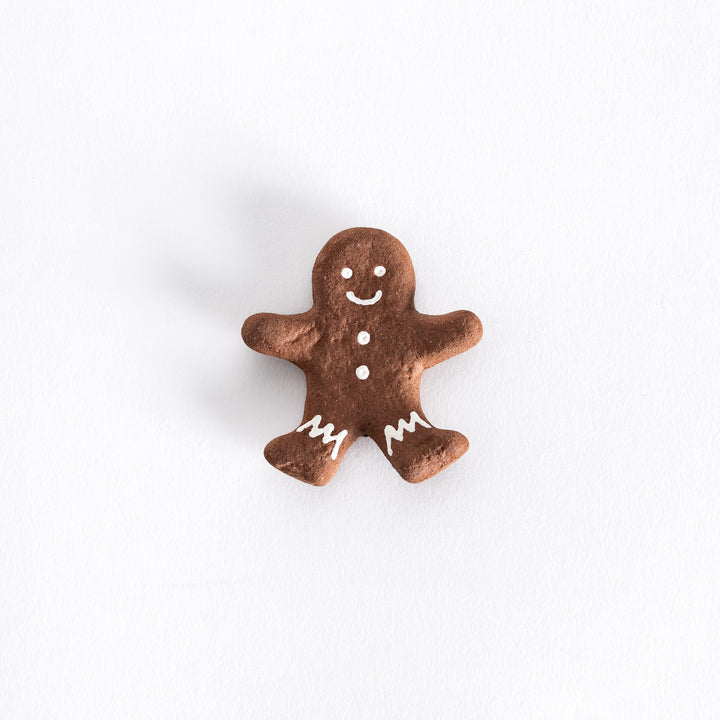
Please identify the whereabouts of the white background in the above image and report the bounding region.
[2,1,720,717]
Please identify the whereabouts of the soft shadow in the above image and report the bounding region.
[167,182,348,446]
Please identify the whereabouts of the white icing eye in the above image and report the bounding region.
[374,265,386,277]
[341,267,353,279]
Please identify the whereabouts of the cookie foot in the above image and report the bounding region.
[264,418,349,486]
[387,428,469,484]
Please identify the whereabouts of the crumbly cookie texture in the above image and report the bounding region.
[242,227,483,485]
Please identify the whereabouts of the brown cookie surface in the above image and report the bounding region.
[242,227,483,485]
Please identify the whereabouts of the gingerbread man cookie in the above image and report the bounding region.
[242,227,483,485]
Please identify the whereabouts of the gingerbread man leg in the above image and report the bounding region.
[367,409,469,484]
[264,411,357,486]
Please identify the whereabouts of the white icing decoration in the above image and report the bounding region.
[357,331,370,345]
[341,267,353,279]
[296,415,348,460]
[374,265,386,277]
[346,290,382,305]
[384,412,432,456]
[355,365,369,380]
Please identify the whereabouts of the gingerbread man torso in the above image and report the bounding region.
[301,305,422,429]
[242,227,483,485]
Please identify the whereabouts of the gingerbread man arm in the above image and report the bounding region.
[242,311,318,366]
[414,310,483,368]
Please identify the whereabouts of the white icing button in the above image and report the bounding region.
[355,365,370,380]
[357,331,370,345]
[374,265,386,277]
[341,267,353,279]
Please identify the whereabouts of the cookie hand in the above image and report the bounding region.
[241,312,317,366]
[416,310,483,367]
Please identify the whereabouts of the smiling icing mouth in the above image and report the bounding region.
[346,290,382,306]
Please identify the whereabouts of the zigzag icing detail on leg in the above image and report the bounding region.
[296,415,348,460]
[384,411,432,456]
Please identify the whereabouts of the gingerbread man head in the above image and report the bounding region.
[311,227,416,315]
